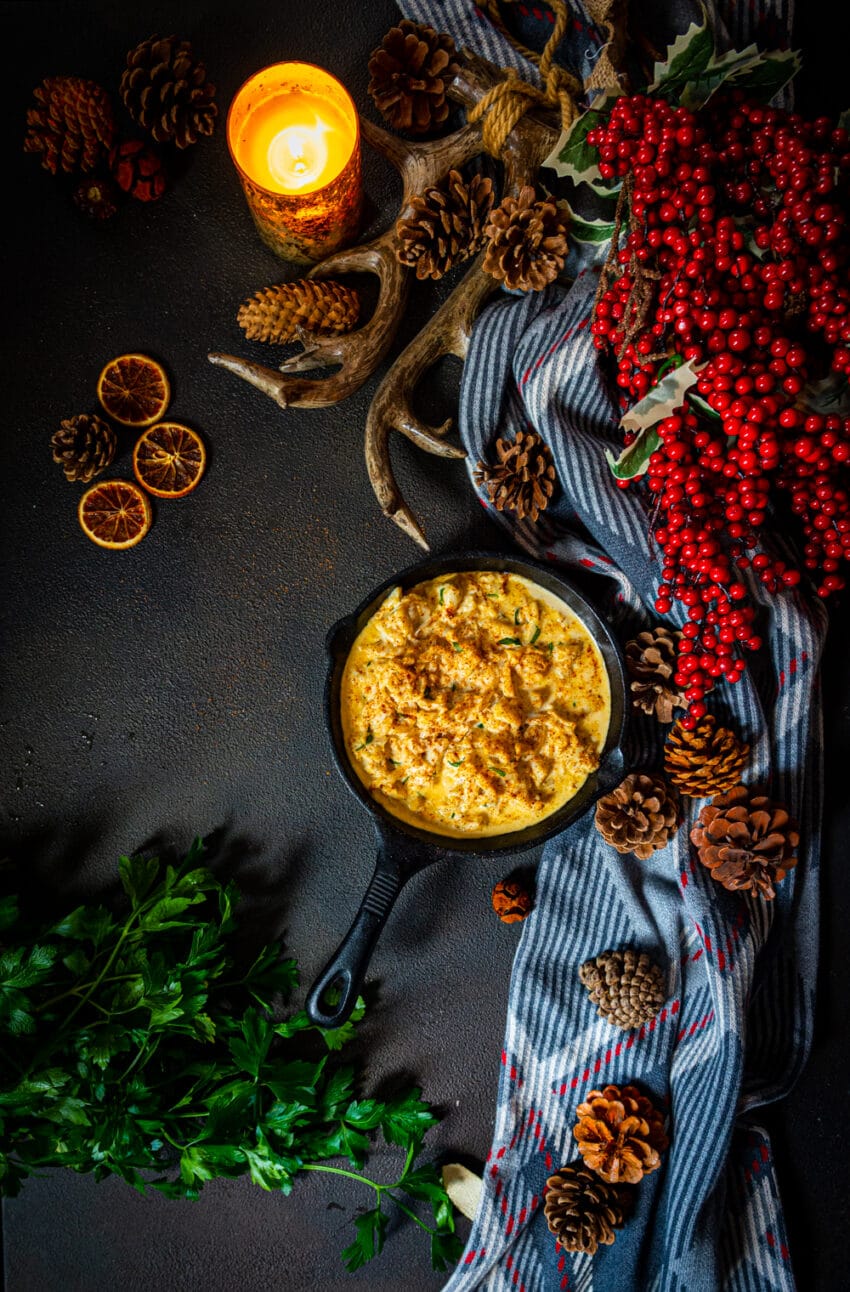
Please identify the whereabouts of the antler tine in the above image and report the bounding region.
[365,255,500,550]
[364,51,563,547]
[209,114,486,405]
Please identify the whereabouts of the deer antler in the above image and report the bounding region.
[209,48,569,547]
[365,51,562,549]
[207,117,483,407]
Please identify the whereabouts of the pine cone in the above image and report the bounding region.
[51,414,117,483]
[544,1163,633,1252]
[573,1084,668,1184]
[110,139,167,201]
[625,627,685,723]
[396,170,493,280]
[24,77,114,175]
[492,876,533,923]
[73,177,120,221]
[474,429,556,522]
[595,772,679,860]
[690,784,798,900]
[664,715,749,798]
[237,280,360,345]
[368,20,460,135]
[579,949,666,1030]
[483,186,570,292]
[120,35,217,148]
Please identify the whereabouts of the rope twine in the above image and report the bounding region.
[468,0,583,159]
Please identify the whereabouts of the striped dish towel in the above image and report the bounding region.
[395,3,825,1289]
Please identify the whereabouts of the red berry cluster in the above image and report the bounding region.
[588,91,850,725]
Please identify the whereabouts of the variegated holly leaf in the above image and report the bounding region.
[605,427,661,480]
[650,6,714,92]
[606,359,702,480]
[544,91,621,196]
[650,3,800,108]
[804,374,850,416]
[568,210,618,244]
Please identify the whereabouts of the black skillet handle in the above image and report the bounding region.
[305,844,406,1029]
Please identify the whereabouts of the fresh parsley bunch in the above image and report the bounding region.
[0,840,462,1273]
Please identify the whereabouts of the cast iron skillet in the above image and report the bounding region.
[305,551,629,1028]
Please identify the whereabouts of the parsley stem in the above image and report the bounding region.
[299,1164,440,1237]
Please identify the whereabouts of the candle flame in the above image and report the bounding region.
[267,117,331,190]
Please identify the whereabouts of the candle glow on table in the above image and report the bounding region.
[227,63,362,264]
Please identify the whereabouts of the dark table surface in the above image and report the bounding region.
[1,3,847,1290]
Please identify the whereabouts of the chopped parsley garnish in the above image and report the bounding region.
[438,586,445,605]
[499,636,521,646]
[486,592,499,599]
[514,608,521,625]
[452,641,462,652]
[488,765,506,777]
[530,625,541,645]
[447,759,464,768]
[354,731,374,751]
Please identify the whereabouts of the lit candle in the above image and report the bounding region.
[227,62,362,264]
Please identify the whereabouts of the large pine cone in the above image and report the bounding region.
[574,1084,668,1184]
[368,20,460,135]
[51,414,117,483]
[579,949,666,1030]
[625,627,685,723]
[24,77,114,175]
[690,784,798,899]
[237,280,360,344]
[120,35,217,148]
[544,1163,633,1252]
[396,170,493,280]
[474,429,556,522]
[664,715,749,798]
[595,772,679,860]
[483,186,570,291]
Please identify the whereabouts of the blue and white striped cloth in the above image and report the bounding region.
[396,3,824,1289]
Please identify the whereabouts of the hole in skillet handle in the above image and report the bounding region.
[305,832,416,1029]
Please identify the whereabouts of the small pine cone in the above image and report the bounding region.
[396,170,493,280]
[625,627,686,723]
[120,35,217,148]
[574,1084,668,1185]
[544,1163,633,1252]
[690,784,798,900]
[51,414,117,483]
[237,280,360,345]
[579,949,666,1030]
[368,20,460,135]
[595,772,679,861]
[73,176,120,221]
[110,139,167,201]
[664,715,749,798]
[474,429,556,522]
[492,876,533,923]
[483,186,570,292]
[24,76,115,175]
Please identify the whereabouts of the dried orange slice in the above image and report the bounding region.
[78,479,152,549]
[132,422,206,499]
[96,353,170,427]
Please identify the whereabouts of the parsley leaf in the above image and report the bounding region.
[0,843,459,1273]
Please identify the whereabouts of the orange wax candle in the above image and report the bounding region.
[227,62,362,264]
